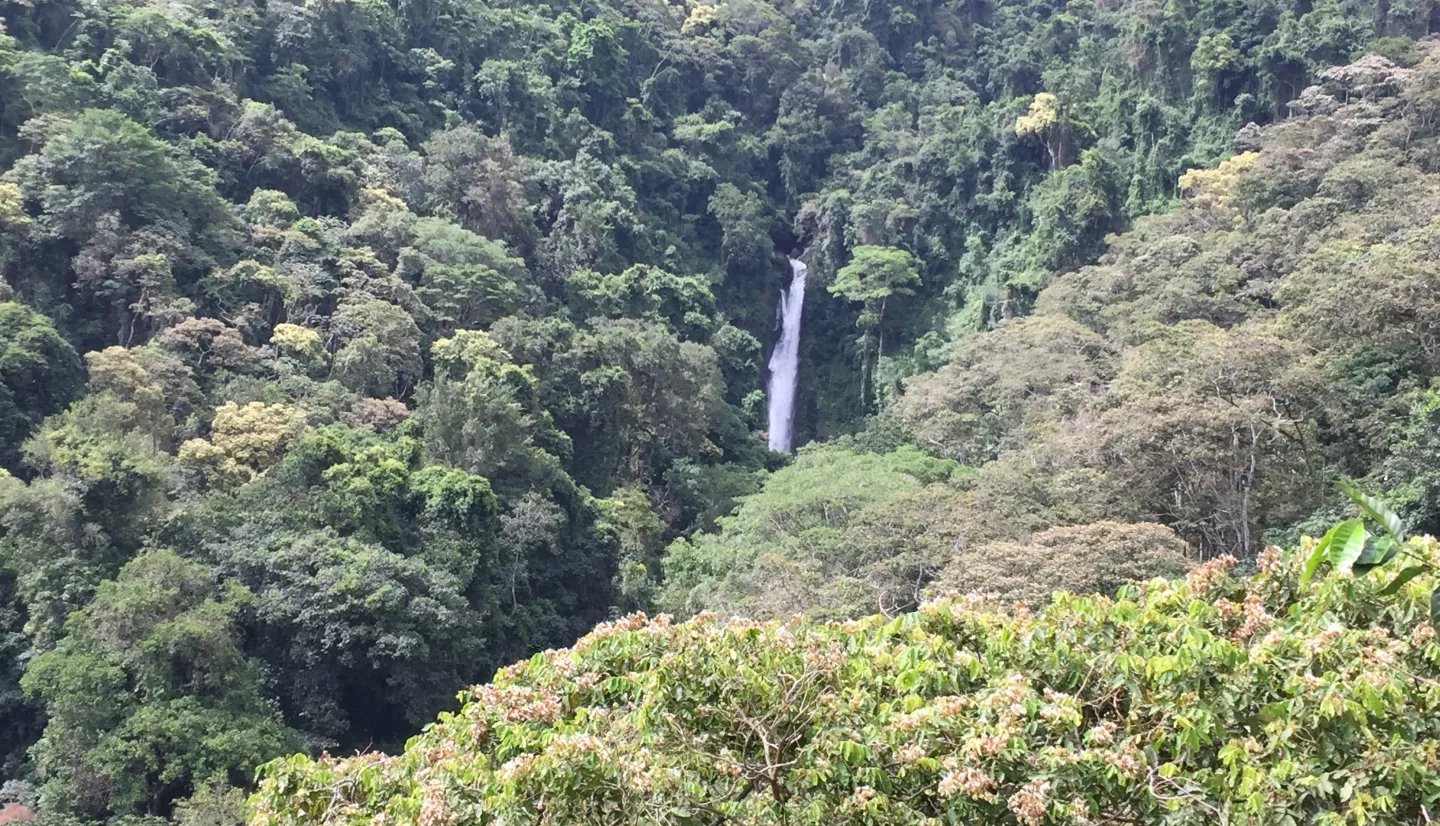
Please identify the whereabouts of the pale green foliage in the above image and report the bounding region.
[398,218,530,333]
[83,346,198,447]
[662,445,957,619]
[1177,151,1260,203]
[829,246,921,406]
[5,109,228,242]
[662,444,1194,618]
[895,315,1114,466]
[417,331,553,484]
[1014,92,1059,136]
[171,777,246,826]
[830,246,921,305]
[269,324,323,363]
[708,183,771,271]
[897,52,1440,558]
[330,301,424,398]
[1012,92,1075,169]
[177,401,303,484]
[597,486,667,611]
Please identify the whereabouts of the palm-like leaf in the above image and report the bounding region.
[1338,483,1406,542]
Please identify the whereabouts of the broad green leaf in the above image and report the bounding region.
[1431,588,1440,629]
[1338,483,1406,542]
[1352,536,1396,575]
[1326,520,1369,575]
[1376,565,1430,597]
[1356,535,1393,565]
[1301,529,1335,587]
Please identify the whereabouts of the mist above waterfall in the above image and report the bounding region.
[767,257,807,453]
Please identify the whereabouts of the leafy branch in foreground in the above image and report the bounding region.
[1302,483,1439,625]
[253,541,1440,826]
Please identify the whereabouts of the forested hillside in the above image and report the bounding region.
[666,47,1440,621]
[0,0,1438,821]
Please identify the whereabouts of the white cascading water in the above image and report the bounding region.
[767,257,807,453]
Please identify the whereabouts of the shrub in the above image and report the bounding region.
[253,539,1440,825]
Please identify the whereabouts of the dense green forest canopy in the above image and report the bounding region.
[0,0,1438,820]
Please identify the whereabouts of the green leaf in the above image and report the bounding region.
[1377,565,1430,597]
[1352,536,1396,575]
[1431,589,1440,629]
[1257,701,1288,723]
[1338,483,1406,542]
[1326,520,1369,575]
[1301,529,1336,587]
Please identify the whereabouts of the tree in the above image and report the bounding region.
[19,390,176,573]
[0,471,121,651]
[708,183,772,275]
[268,324,324,366]
[330,301,424,399]
[21,550,299,820]
[215,528,486,748]
[84,346,200,449]
[1013,92,1067,169]
[5,110,235,345]
[661,445,958,620]
[561,266,719,341]
[896,315,1115,466]
[5,109,228,243]
[159,319,253,372]
[162,419,513,750]
[828,246,920,409]
[416,126,534,251]
[489,318,728,493]
[930,521,1194,607]
[177,401,304,486]
[416,330,555,486]
[0,303,82,469]
[566,20,629,124]
[396,218,530,334]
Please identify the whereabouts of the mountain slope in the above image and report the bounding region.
[664,47,1440,620]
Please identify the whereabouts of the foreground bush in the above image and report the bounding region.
[252,542,1440,826]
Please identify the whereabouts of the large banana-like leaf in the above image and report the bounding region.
[1339,483,1406,542]
[1301,524,1338,587]
[1327,520,1370,575]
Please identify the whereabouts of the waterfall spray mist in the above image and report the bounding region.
[767,257,807,453]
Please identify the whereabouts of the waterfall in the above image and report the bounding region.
[767,257,807,453]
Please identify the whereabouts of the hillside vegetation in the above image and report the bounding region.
[666,46,1440,620]
[1,0,1439,820]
